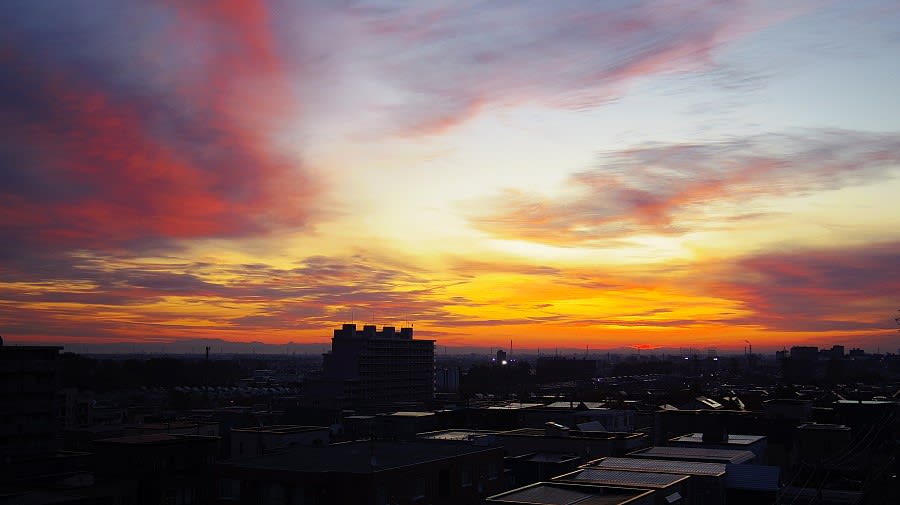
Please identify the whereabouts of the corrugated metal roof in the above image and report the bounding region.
[591,457,726,477]
[562,468,686,488]
[629,446,755,464]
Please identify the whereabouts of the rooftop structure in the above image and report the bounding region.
[546,401,607,409]
[627,446,755,465]
[93,434,219,505]
[552,468,691,505]
[230,425,329,435]
[679,396,723,410]
[667,432,768,462]
[418,429,497,442]
[668,433,765,447]
[586,457,726,477]
[215,440,506,504]
[554,468,689,489]
[227,440,498,474]
[230,425,330,457]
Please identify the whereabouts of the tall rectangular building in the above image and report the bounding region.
[0,344,63,461]
[321,324,434,404]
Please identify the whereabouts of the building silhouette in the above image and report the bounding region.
[316,324,434,405]
[0,343,63,462]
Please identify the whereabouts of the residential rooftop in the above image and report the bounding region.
[384,411,435,418]
[417,429,497,441]
[554,468,690,489]
[486,482,654,505]
[483,402,545,410]
[627,446,755,464]
[500,428,645,441]
[669,432,766,446]
[231,425,329,435]
[796,423,851,431]
[524,453,580,464]
[94,434,218,446]
[545,401,607,409]
[586,457,726,477]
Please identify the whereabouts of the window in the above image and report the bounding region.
[460,465,473,487]
[488,462,499,480]
[265,483,285,505]
[413,476,426,499]
[219,479,241,500]
[438,470,450,497]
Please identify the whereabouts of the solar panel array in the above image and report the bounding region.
[566,468,685,488]
[590,457,726,477]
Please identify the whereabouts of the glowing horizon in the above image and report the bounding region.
[2,1,899,352]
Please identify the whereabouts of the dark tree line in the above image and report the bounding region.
[460,361,534,397]
[60,353,244,390]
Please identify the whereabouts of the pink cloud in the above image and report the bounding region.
[0,1,318,253]
[468,130,900,244]
[701,242,900,335]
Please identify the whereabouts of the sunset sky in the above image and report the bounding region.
[2,0,899,352]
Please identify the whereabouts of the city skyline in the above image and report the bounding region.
[2,1,900,351]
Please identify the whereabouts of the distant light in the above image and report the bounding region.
[684,357,689,360]
[713,357,719,361]
[501,360,508,365]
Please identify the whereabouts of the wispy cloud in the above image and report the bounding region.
[0,250,450,341]
[345,0,815,135]
[468,130,900,244]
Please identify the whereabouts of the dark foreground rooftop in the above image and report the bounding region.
[225,440,497,473]
[487,482,654,505]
